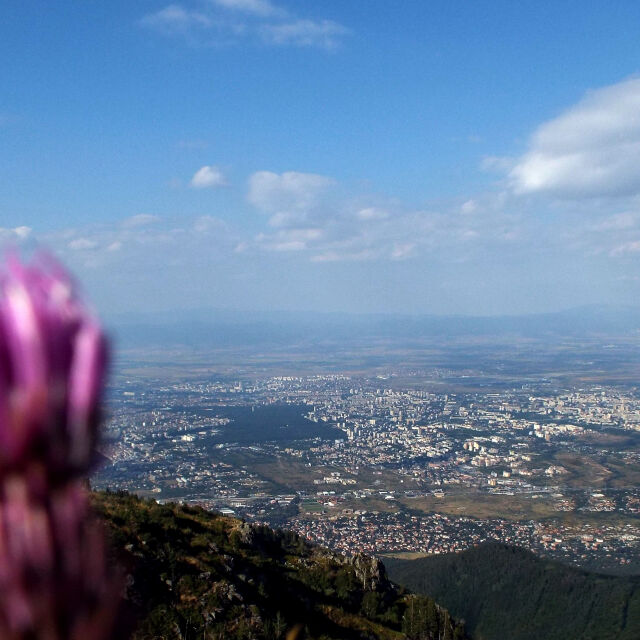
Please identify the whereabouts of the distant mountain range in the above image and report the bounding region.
[385,544,640,640]
[105,306,640,349]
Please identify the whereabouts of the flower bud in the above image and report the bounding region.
[0,255,107,482]
[0,254,118,639]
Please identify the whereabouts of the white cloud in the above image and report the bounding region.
[247,171,519,262]
[40,214,237,275]
[248,171,334,214]
[356,207,388,221]
[193,215,227,233]
[460,200,477,215]
[13,226,32,239]
[481,155,515,173]
[0,226,32,243]
[593,212,640,231]
[141,1,349,49]
[268,211,299,228]
[260,19,350,50]
[510,77,640,198]
[391,243,416,260]
[610,240,640,257]
[311,249,378,263]
[68,237,99,251]
[254,227,324,253]
[190,165,227,189]
[140,4,212,36]
[123,213,159,228]
[234,241,249,253]
[211,0,279,17]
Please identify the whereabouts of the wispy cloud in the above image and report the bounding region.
[38,214,236,272]
[15,215,242,314]
[68,237,99,251]
[509,77,640,199]
[610,240,640,257]
[211,0,281,17]
[568,203,640,259]
[122,213,160,228]
[593,211,640,231]
[141,0,350,49]
[139,4,213,40]
[260,19,349,50]
[248,170,334,218]
[0,226,32,245]
[190,165,227,188]
[247,170,521,262]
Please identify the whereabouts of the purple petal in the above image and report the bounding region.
[1,276,47,391]
[68,321,107,466]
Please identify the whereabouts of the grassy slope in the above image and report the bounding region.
[93,491,466,640]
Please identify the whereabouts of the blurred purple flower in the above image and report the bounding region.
[0,254,119,639]
[0,254,107,481]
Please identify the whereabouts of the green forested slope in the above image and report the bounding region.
[93,491,466,640]
[385,544,640,640]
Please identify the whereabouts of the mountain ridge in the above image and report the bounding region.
[94,490,467,640]
[385,543,640,640]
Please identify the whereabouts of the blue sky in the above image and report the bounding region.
[3,1,640,316]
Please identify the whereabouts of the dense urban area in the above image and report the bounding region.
[94,347,640,575]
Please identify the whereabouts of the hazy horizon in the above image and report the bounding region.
[102,303,640,353]
[4,2,640,317]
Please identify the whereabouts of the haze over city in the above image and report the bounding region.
[3,2,640,318]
